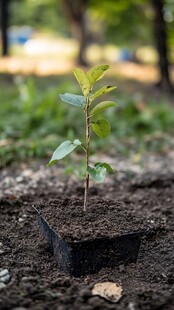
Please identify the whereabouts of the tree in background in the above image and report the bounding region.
[89,0,173,92]
[61,0,89,66]
[151,0,173,91]
[0,0,9,55]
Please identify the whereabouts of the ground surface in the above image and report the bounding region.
[0,155,174,310]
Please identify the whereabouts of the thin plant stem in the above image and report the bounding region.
[84,97,90,211]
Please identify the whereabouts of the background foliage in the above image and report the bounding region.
[8,0,174,49]
[0,0,174,167]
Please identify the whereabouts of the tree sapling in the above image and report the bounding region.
[47,64,117,211]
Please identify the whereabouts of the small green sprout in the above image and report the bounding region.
[47,64,117,211]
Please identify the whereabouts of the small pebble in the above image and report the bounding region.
[12,308,28,310]
[0,269,11,284]
[22,169,32,177]
[0,274,11,283]
[119,264,125,272]
[0,282,6,290]
[18,218,24,222]
[0,269,9,277]
[16,176,24,183]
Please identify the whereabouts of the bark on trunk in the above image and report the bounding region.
[62,0,88,66]
[151,0,173,92]
[1,0,9,56]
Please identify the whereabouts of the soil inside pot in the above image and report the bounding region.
[36,197,159,241]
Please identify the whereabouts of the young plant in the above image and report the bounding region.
[47,64,117,211]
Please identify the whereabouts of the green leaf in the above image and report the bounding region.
[91,85,117,102]
[87,162,114,182]
[73,68,91,97]
[92,119,110,138]
[60,93,86,108]
[87,65,109,88]
[87,165,106,183]
[90,101,116,116]
[94,162,114,173]
[47,139,81,166]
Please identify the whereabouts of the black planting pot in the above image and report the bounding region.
[36,210,144,277]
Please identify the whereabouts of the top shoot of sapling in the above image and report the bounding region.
[47,64,117,211]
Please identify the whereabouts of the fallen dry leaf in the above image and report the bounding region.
[92,281,123,303]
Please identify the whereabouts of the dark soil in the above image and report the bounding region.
[0,162,174,310]
[36,198,158,241]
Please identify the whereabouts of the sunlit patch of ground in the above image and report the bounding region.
[111,62,159,83]
[0,55,163,83]
[1,56,173,86]
[0,38,173,83]
[0,56,74,75]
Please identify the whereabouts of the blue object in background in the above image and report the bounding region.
[8,26,33,45]
[119,48,132,62]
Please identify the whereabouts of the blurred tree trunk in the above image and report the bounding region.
[62,0,88,66]
[0,0,9,56]
[151,0,173,92]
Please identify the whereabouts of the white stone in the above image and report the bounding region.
[16,176,23,183]
[0,269,9,277]
[0,274,10,283]
[0,282,6,290]
[18,217,24,222]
